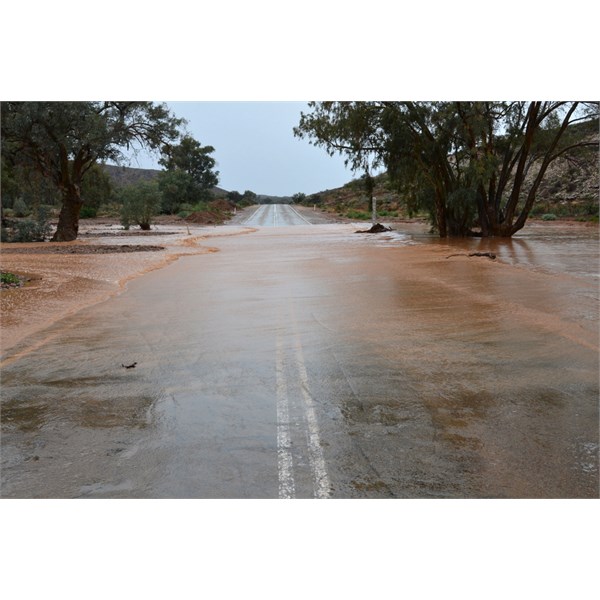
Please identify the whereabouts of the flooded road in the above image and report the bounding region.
[1,214,598,497]
[242,203,313,226]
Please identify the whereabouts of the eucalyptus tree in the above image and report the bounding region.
[158,135,219,213]
[1,101,184,240]
[295,101,598,237]
[448,101,598,236]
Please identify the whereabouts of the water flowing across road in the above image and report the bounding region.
[1,215,598,498]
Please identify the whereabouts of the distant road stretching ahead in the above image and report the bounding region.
[243,204,312,227]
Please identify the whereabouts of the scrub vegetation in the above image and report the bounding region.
[1,102,222,241]
[295,101,599,236]
[2,101,597,242]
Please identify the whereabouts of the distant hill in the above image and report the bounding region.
[101,164,229,198]
[100,164,297,204]
[257,194,293,204]
[102,164,160,187]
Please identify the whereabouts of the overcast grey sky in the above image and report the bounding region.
[130,101,357,197]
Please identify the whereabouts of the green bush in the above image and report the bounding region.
[541,213,557,221]
[80,206,98,218]
[191,201,209,213]
[3,206,52,242]
[97,202,122,217]
[120,181,162,230]
[11,219,50,242]
[1,272,21,285]
[13,198,29,217]
[346,209,371,220]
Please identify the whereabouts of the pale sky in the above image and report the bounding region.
[130,101,358,197]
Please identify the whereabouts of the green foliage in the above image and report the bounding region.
[81,163,112,209]
[242,190,257,205]
[1,155,20,206]
[158,135,218,214]
[12,198,29,217]
[96,202,123,218]
[295,101,599,237]
[541,213,557,221]
[292,192,307,203]
[2,102,184,187]
[226,190,257,207]
[158,169,198,214]
[80,206,98,218]
[1,101,184,240]
[120,181,162,230]
[160,135,219,186]
[3,206,52,242]
[346,209,371,220]
[1,272,21,285]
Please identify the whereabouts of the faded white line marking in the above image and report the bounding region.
[242,205,263,225]
[286,204,313,225]
[276,335,296,499]
[290,304,331,498]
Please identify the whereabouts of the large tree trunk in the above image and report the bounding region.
[51,184,82,241]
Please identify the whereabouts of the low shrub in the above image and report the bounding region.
[80,206,98,218]
[346,209,371,220]
[120,181,162,230]
[2,206,52,242]
[541,213,557,221]
[1,272,21,285]
[13,198,29,218]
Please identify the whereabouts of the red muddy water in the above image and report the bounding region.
[1,210,598,498]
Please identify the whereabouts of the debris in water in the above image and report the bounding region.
[446,252,497,260]
[355,223,393,234]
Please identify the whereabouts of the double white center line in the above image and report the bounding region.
[275,304,331,499]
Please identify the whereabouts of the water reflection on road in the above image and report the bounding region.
[1,222,598,498]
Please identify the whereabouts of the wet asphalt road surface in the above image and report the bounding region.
[241,203,313,226]
[1,207,598,498]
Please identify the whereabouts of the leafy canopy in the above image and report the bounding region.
[2,101,185,186]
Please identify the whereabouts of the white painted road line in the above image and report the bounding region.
[287,204,313,225]
[290,304,331,498]
[242,205,263,225]
[276,336,296,499]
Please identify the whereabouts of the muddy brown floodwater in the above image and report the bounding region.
[1,213,598,498]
